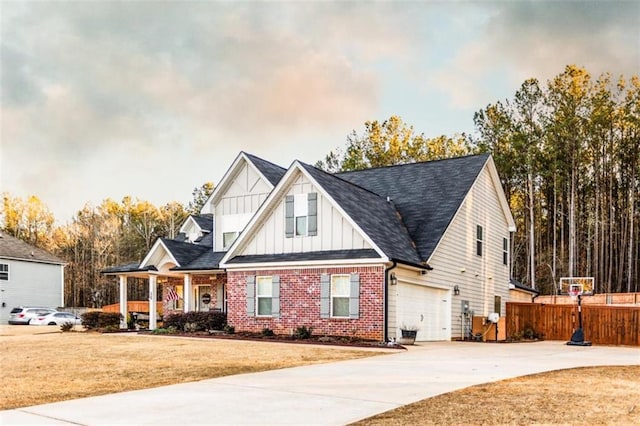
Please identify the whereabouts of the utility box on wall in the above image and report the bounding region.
[472,316,506,341]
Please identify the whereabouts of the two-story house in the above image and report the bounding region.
[104,151,515,341]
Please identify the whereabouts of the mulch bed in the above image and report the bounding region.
[138,329,406,349]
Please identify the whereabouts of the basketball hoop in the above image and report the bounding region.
[568,286,581,301]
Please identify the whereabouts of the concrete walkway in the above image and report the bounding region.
[2,341,638,425]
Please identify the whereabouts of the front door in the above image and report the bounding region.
[194,286,212,312]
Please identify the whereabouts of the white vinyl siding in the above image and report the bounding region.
[0,259,63,324]
[213,160,272,251]
[418,164,512,340]
[239,171,373,255]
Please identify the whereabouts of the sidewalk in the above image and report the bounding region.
[2,341,639,425]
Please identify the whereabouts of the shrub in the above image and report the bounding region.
[261,327,274,337]
[163,311,227,332]
[81,311,122,330]
[152,327,178,335]
[223,324,235,334]
[294,325,313,339]
[60,322,75,332]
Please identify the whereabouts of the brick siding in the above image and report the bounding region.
[227,266,385,341]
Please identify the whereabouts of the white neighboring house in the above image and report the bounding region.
[0,233,65,324]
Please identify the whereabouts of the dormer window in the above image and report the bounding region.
[285,193,317,238]
[223,232,238,250]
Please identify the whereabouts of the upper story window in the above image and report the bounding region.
[476,225,483,256]
[0,264,8,280]
[502,237,509,265]
[223,232,238,250]
[285,193,317,238]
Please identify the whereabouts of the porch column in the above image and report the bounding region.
[119,275,128,329]
[183,274,192,313]
[149,275,157,330]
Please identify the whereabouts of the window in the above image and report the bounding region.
[0,264,8,280]
[502,237,508,265]
[295,194,307,235]
[245,275,280,318]
[168,285,184,310]
[476,225,483,256]
[256,276,273,316]
[285,193,317,237]
[320,273,360,319]
[223,232,238,250]
[494,295,502,316]
[331,275,350,317]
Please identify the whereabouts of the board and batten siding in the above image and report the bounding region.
[241,171,373,255]
[425,164,512,340]
[0,259,63,324]
[214,161,272,250]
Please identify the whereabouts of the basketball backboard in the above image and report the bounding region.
[559,277,594,296]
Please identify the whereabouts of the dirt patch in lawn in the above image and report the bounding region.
[353,365,640,425]
[0,329,384,410]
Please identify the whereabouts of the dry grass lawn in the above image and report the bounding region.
[354,365,640,425]
[3,326,639,425]
[0,326,382,410]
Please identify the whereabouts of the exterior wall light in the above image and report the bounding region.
[453,285,460,296]
[390,273,398,286]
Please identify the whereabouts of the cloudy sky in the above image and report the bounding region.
[2,1,638,223]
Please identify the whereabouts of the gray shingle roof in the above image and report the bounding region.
[243,152,287,186]
[171,251,226,270]
[0,233,65,264]
[102,263,157,274]
[191,214,213,232]
[160,238,211,267]
[337,154,489,262]
[227,249,380,264]
[300,163,423,265]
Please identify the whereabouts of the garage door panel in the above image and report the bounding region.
[397,283,450,341]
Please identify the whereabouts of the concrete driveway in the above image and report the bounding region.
[2,341,638,425]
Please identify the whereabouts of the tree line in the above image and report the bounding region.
[2,65,637,306]
[317,65,639,295]
[1,183,213,307]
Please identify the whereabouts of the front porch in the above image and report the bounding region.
[104,267,227,330]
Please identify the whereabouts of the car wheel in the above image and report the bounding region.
[48,322,56,326]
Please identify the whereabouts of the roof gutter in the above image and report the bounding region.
[384,260,398,343]
[393,258,433,271]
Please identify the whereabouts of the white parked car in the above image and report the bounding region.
[9,307,57,324]
[29,312,82,326]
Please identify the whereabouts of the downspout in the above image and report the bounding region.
[384,260,398,342]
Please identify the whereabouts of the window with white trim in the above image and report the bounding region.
[256,276,273,316]
[223,232,238,250]
[330,274,350,317]
[502,237,508,265]
[476,225,483,256]
[0,264,8,280]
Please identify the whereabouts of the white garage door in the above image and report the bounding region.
[397,282,450,341]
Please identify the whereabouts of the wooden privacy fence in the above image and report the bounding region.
[506,302,640,346]
[102,301,164,315]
